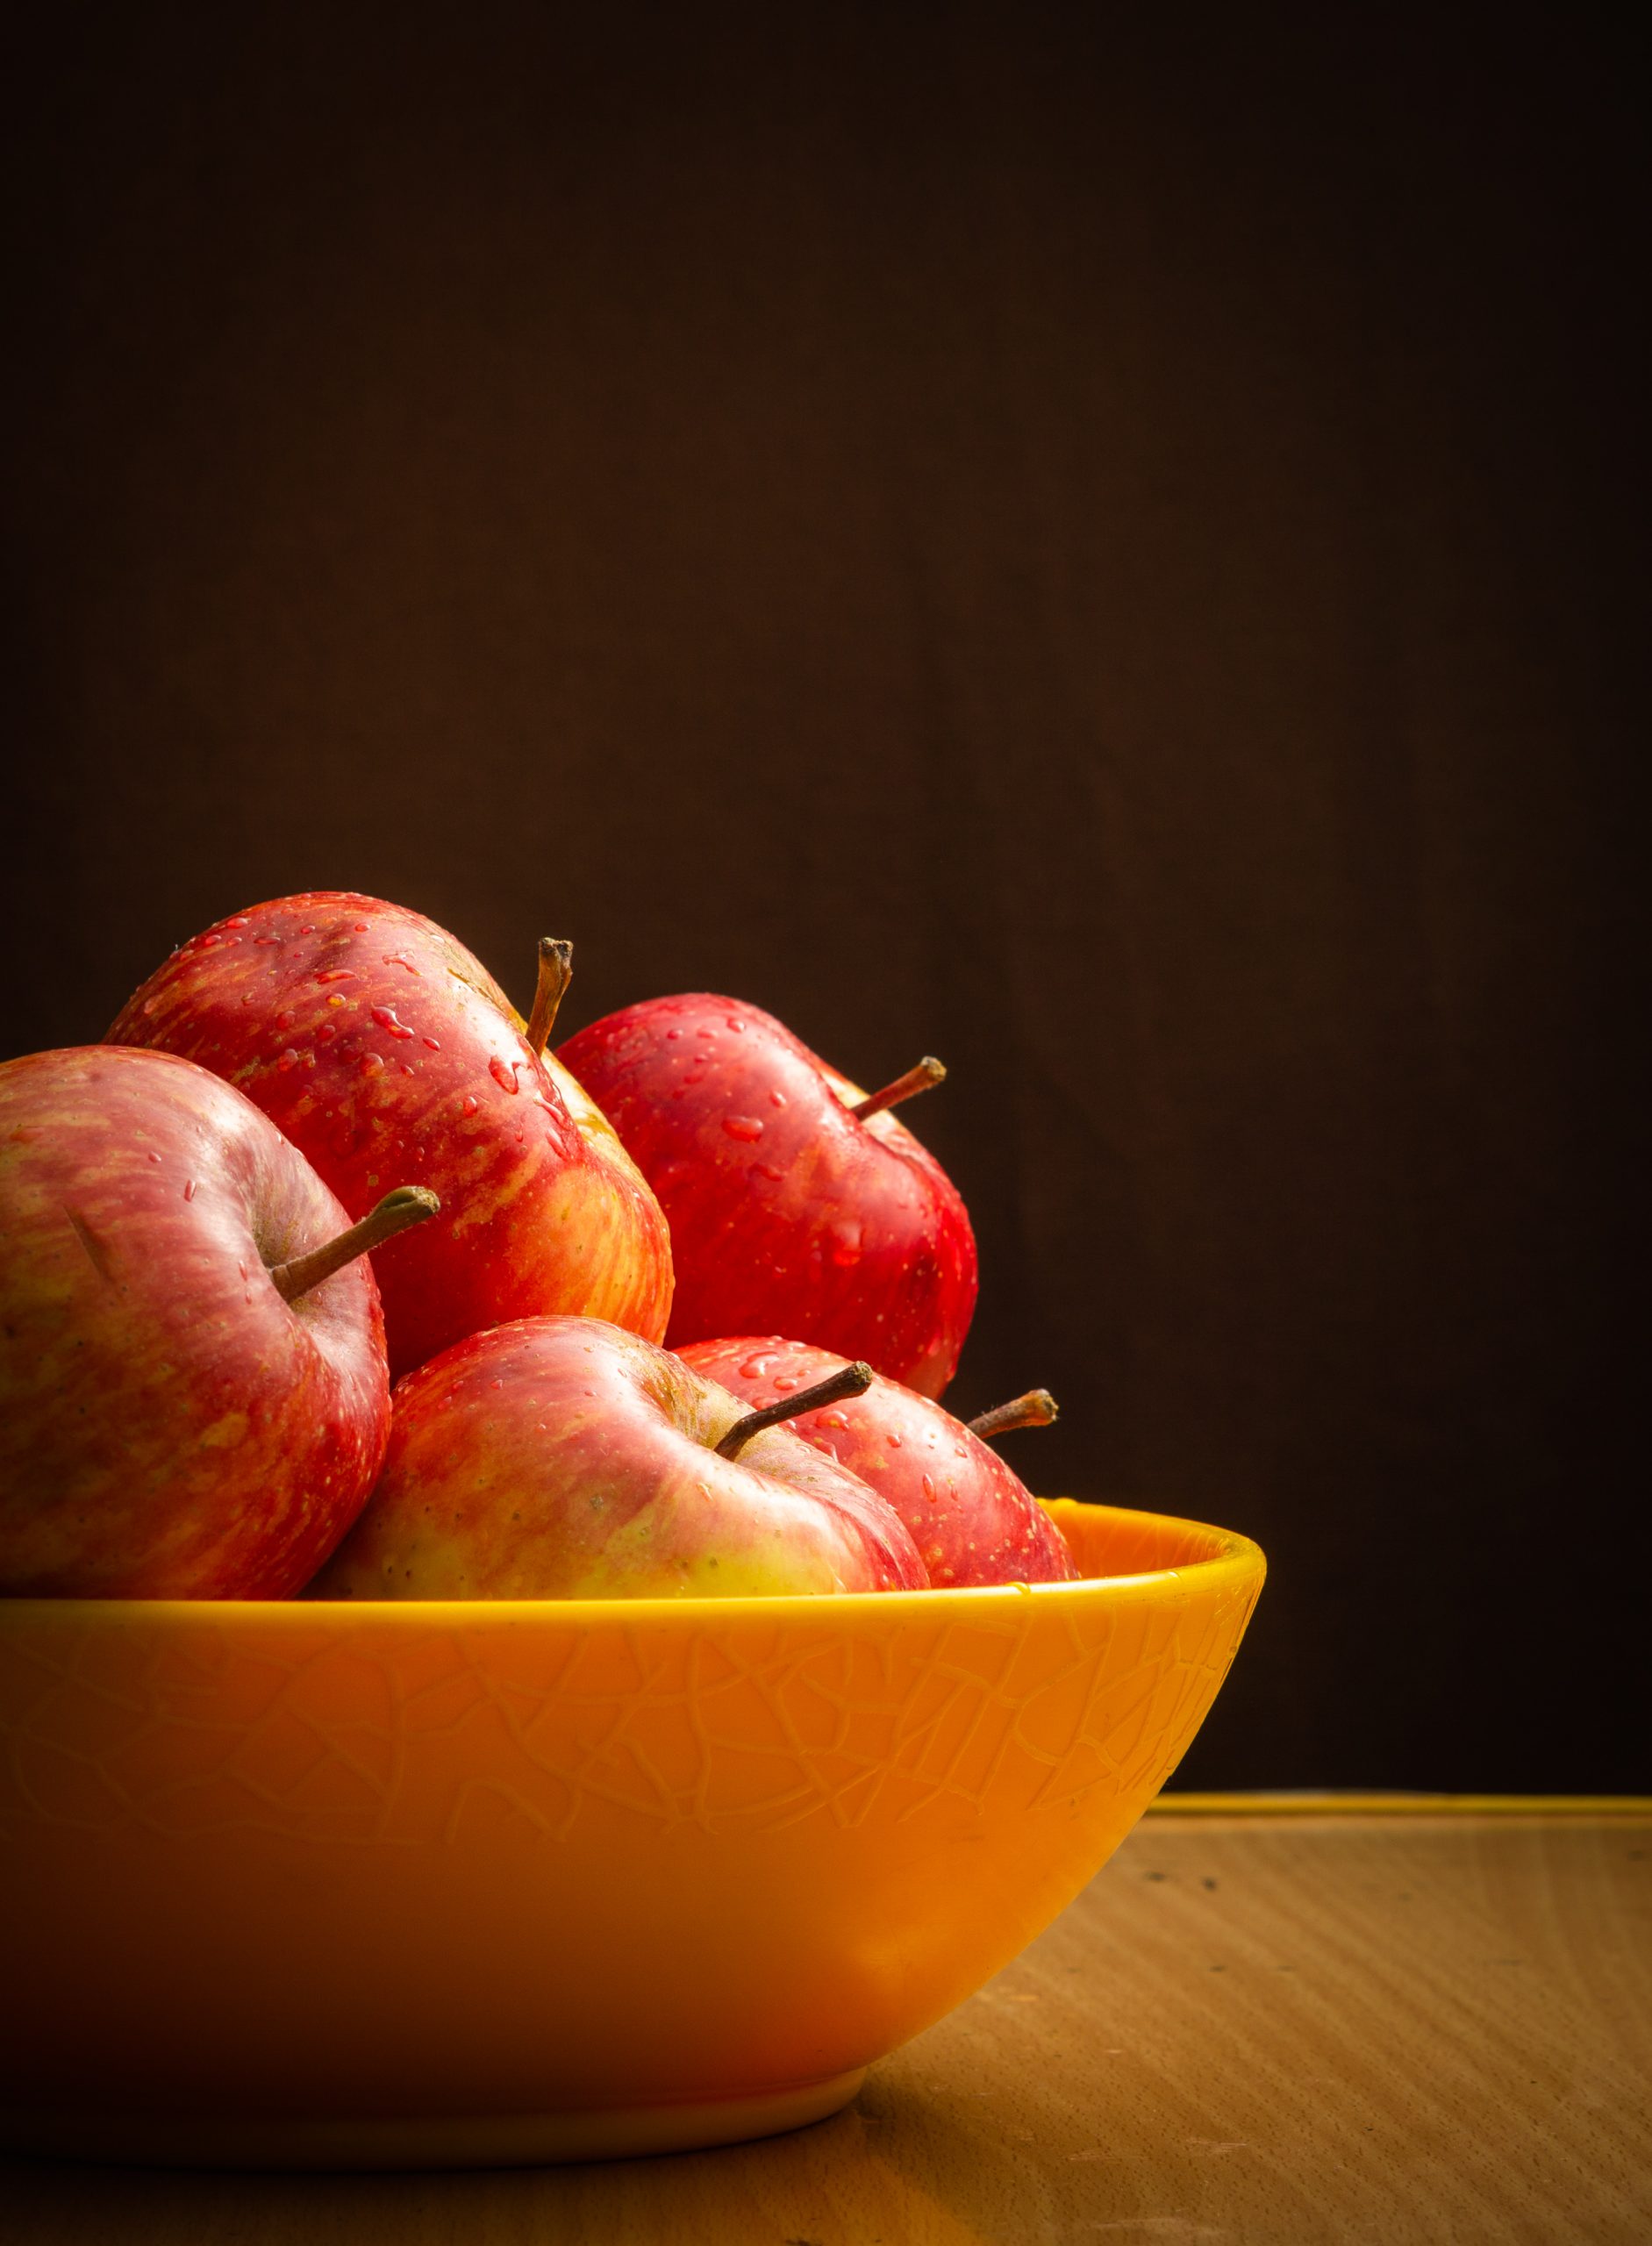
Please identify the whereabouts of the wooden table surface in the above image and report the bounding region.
[4,1798,1648,2245]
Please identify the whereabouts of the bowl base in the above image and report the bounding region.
[0,2069,868,2172]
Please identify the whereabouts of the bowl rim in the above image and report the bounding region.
[0,1500,1264,1630]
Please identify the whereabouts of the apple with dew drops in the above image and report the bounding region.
[107,895,673,1379]
[0,1045,438,1598]
[679,1338,1078,1588]
[557,995,976,1398]
[311,1317,928,1599]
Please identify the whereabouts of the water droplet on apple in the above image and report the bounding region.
[422,1035,440,1050]
[922,1474,938,1502]
[223,916,248,928]
[317,1024,337,1044]
[490,1057,519,1094]
[359,1053,385,1077]
[666,1027,683,1041]
[462,1094,480,1117]
[315,969,355,984]
[726,1016,746,1032]
[886,1431,903,1447]
[275,1048,300,1072]
[755,1162,784,1181]
[740,1354,778,1378]
[769,1088,788,1108]
[774,1376,799,1392]
[371,1005,416,1040]
[182,1179,196,1200]
[722,1114,763,1142]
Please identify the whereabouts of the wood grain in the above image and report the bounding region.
[4,1807,1647,2243]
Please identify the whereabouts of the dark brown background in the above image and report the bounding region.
[4,5,1643,1786]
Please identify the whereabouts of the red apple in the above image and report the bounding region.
[679,1337,1078,1587]
[0,1046,435,1598]
[311,1317,928,1599]
[556,995,977,1398]
[108,895,673,1379]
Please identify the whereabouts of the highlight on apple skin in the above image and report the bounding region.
[679,1337,1079,1588]
[310,1315,930,1601]
[556,994,978,1398]
[107,893,674,1380]
[0,1046,403,1599]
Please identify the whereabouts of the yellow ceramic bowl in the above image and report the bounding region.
[0,1500,1262,2170]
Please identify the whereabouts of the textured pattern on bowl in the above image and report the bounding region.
[0,1499,1262,2167]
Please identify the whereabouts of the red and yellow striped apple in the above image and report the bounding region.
[108,894,673,1379]
[312,1316,928,1600]
[0,1046,433,1598]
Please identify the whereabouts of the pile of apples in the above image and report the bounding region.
[0,892,1076,1601]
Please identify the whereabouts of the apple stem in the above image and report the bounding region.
[525,938,575,1055]
[848,1055,946,1122]
[967,1389,1059,1441]
[714,1360,876,1461]
[268,1186,441,1304]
